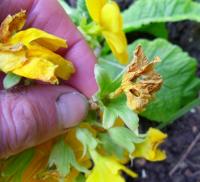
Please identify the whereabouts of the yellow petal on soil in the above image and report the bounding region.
[0,10,26,42]
[103,31,128,64]
[9,28,67,51]
[28,44,75,80]
[86,0,107,23]
[13,57,58,84]
[100,1,122,33]
[133,128,167,161]
[86,150,137,182]
[0,43,27,72]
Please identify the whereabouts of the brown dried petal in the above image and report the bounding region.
[0,10,26,42]
[111,45,163,112]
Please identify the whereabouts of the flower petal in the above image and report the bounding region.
[86,0,107,23]
[27,45,75,80]
[0,10,26,42]
[133,128,167,161]
[13,57,58,84]
[9,28,67,51]
[0,43,27,72]
[103,31,128,64]
[86,151,137,182]
[100,1,122,33]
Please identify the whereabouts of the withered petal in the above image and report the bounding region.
[0,10,26,42]
[110,45,163,112]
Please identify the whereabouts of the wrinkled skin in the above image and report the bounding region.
[0,0,97,158]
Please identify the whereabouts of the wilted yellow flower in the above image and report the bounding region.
[110,45,163,112]
[0,10,74,84]
[86,150,137,182]
[133,128,167,161]
[86,0,128,64]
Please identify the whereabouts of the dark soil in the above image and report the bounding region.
[129,108,200,182]
[168,21,200,77]
[66,0,200,182]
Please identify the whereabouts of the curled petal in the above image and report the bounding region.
[133,128,167,161]
[27,45,75,81]
[86,150,137,182]
[13,57,58,84]
[0,43,27,72]
[103,31,128,64]
[9,28,67,51]
[0,10,26,42]
[110,45,162,112]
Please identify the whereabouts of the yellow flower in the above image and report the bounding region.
[0,10,74,84]
[133,128,167,161]
[86,0,128,64]
[110,45,163,112]
[22,125,92,182]
[86,150,137,182]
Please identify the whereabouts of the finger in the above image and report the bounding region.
[0,85,88,158]
[0,0,98,97]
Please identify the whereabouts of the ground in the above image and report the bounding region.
[66,0,200,181]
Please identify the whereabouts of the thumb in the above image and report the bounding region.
[0,85,88,158]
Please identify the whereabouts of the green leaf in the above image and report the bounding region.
[95,64,138,131]
[136,23,168,39]
[102,107,117,129]
[75,173,86,182]
[69,151,89,174]
[3,73,21,89]
[117,104,139,132]
[103,95,139,131]
[98,133,125,159]
[129,39,200,123]
[123,0,200,32]
[95,64,123,97]
[76,128,98,156]
[77,0,91,20]
[102,38,200,124]
[99,57,124,79]
[48,139,71,177]
[2,148,34,182]
[159,98,200,128]
[83,110,99,124]
[49,139,88,178]
[94,64,113,98]
[108,127,145,154]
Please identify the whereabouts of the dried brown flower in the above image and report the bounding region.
[110,45,163,112]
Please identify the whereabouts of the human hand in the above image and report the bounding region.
[0,0,97,158]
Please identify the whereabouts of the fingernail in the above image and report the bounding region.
[56,92,88,129]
